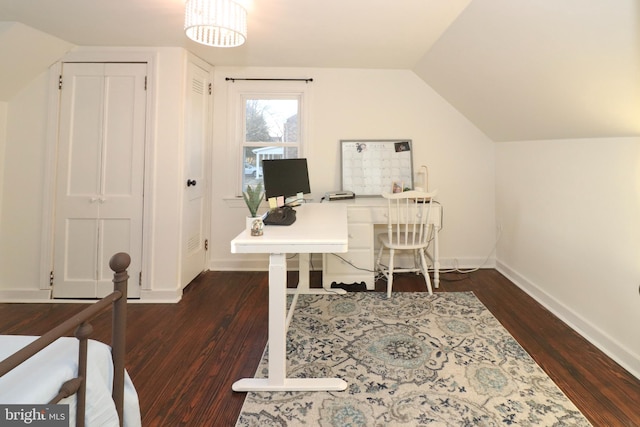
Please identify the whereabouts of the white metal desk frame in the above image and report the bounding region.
[230,203,349,392]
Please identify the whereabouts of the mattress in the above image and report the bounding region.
[0,335,141,427]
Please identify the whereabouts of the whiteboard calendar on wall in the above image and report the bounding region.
[341,139,414,196]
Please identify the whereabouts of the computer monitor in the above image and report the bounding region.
[262,158,311,205]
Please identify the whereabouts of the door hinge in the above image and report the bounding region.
[144,76,147,91]
[204,239,209,251]
[139,271,142,286]
[208,83,212,95]
[58,75,63,90]
[50,271,54,286]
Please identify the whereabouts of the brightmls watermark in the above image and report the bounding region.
[0,405,68,426]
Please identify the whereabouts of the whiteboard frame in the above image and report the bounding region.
[340,139,414,196]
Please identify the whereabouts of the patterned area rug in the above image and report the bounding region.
[235,292,592,426]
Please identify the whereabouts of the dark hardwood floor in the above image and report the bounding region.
[1,269,639,426]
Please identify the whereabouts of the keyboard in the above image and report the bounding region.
[263,207,296,226]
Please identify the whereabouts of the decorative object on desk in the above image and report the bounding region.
[235,292,591,427]
[246,216,264,236]
[243,183,264,236]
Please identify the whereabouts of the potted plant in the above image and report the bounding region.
[243,183,265,235]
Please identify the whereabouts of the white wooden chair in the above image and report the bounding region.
[375,190,438,298]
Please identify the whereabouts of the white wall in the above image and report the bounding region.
[0,73,50,297]
[209,67,497,271]
[0,101,6,226]
[495,137,640,378]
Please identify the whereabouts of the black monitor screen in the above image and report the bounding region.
[262,158,311,201]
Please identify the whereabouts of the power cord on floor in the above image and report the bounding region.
[437,226,502,274]
[302,224,502,283]
[328,253,378,273]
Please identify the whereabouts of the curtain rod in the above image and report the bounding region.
[225,77,313,83]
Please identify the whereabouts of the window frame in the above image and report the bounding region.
[228,81,311,196]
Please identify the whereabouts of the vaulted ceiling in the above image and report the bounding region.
[1,0,638,142]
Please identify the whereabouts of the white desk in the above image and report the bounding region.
[230,203,349,392]
[322,197,442,290]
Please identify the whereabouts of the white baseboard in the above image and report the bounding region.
[138,289,183,303]
[0,289,52,302]
[0,288,182,303]
[496,260,640,380]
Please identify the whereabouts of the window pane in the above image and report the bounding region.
[245,99,298,143]
[242,146,299,189]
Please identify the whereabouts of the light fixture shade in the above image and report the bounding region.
[184,0,247,48]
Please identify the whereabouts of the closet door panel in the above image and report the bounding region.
[53,62,146,298]
[53,63,105,298]
[96,218,133,296]
[66,69,104,196]
[96,64,146,297]
[57,218,100,296]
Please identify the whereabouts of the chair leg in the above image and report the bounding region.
[386,249,395,298]
[418,249,433,295]
[412,250,421,274]
[375,244,384,276]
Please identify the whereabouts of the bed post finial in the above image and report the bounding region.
[110,252,130,427]
[110,252,131,275]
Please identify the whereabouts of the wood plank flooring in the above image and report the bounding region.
[1,269,639,426]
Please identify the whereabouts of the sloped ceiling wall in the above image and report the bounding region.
[0,22,74,101]
[0,0,638,142]
[413,0,640,142]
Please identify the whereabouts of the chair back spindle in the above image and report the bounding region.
[385,191,434,249]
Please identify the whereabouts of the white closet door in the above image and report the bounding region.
[180,59,211,288]
[53,63,146,298]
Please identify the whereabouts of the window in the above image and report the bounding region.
[230,81,309,194]
[241,97,301,191]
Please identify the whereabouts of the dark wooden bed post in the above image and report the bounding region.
[74,322,93,427]
[110,252,130,427]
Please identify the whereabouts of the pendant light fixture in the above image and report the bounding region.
[184,0,247,48]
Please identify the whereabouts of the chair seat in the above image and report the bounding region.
[377,233,426,250]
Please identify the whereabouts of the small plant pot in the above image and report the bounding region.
[247,216,264,236]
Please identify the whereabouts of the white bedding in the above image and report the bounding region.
[0,336,141,427]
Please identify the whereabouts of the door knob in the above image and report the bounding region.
[187,179,197,187]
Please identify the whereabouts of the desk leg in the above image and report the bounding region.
[287,253,347,296]
[433,227,440,289]
[297,253,310,292]
[232,252,348,392]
